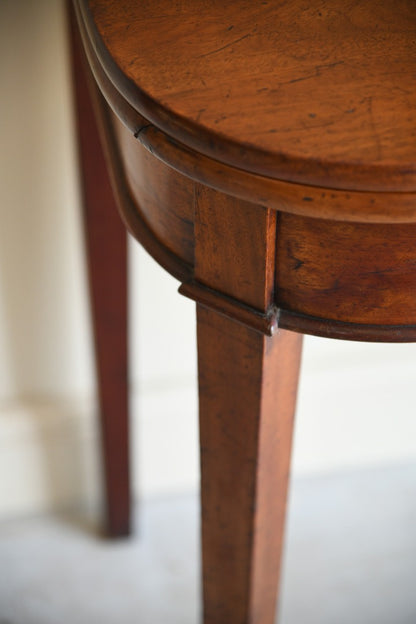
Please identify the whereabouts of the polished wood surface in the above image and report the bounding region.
[112,114,195,266]
[277,214,416,326]
[68,2,131,537]
[79,0,416,193]
[76,82,416,340]
[74,0,416,224]
[194,186,276,310]
[195,184,302,622]
[198,309,302,624]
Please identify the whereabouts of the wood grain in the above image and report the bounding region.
[179,281,279,336]
[194,185,276,311]
[74,0,416,224]
[135,124,416,225]
[198,307,303,624]
[276,213,416,326]
[80,0,416,193]
[73,1,416,340]
[194,185,302,623]
[111,113,195,266]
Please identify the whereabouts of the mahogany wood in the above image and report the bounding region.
[197,308,303,624]
[69,82,416,341]
[82,78,193,283]
[278,310,416,343]
[74,0,416,224]
[194,184,303,624]
[179,281,279,337]
[276,213,416,326]
[79,0,416,193]
[135,125,416,225]
[111,114,195,266]
[68,2,130,537]
[194,185,276,310]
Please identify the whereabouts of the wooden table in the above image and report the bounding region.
[70,1,416,622]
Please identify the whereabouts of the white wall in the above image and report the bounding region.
[1,0,416,521]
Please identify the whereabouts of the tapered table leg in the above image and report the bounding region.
[68,3,131,537]
[197,306,303,624]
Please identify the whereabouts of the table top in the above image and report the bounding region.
[80,0,416,193]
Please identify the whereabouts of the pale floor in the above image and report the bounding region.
[1,463,416,624]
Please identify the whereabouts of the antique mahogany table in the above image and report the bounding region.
[70,1,416,622]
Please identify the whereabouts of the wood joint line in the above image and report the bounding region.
[179,280,279,336]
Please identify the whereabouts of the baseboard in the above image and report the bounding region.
[0,396,100,520]
[0,380,199,521]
